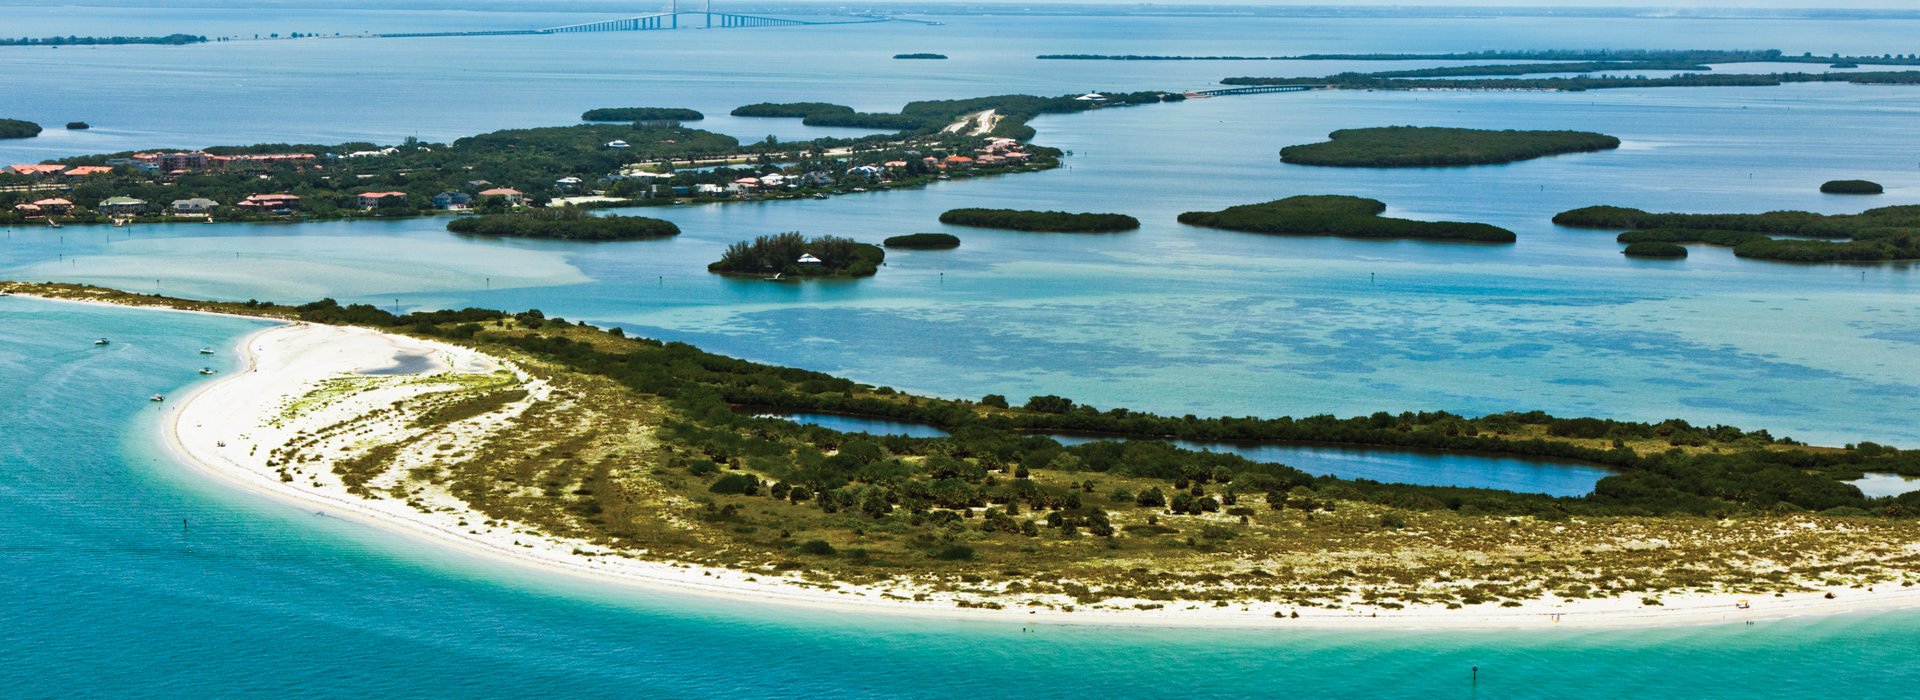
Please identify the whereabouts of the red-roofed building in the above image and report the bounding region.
[476,187,524,205]
[13,203,42,217]
[7,164,68,177]
[237,194,301,213]
[357,191,410,209]
[32,198,73,215]
[64,165,114,177]
[943,155,975,168]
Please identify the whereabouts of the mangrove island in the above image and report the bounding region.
[1280,126,1621,168]
[1178,195,1518,243]
[1821,180,1884,195]
[882,233,961,249]
[709,232,885,278]
[446,208,681,241]
[1557,204,1920,262]
[938,208,1140,232]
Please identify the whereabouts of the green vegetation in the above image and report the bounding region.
[1822,180,1884,195]
[1,90,1075,226]
[0,34,206,47]
[1223,70,1920,93]
[0,119,41,139]
[1178,195,1517,243]
[1236,48,1920,66]
[446,208,680,241]
[732,91,1183,141]
[65,121,89,130]
[939,208,1139,233]
[1557,205,1920,262]
[1623,242,1687,258]
[1280,127,1620,168]
[580,107,704,122]
[20,280,1920,613]
[882,233,961,249]
[709,232,885,277]
[894,53,947,60]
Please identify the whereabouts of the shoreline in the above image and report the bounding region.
[14,291,1920,630]
[135,304,1920,629]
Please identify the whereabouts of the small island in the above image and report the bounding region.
[1821,180,1884,195]
[1557,205,1920,262]
[65,121,90,130]
[1623,242,1688,258]
[1279,126,1622,167]
[938,208,1140,233]
[1178,195,1518,243]
[580,107,704,122]
[710,232,885,278]
[883,233,961,249]
[0,119,42,139]
[894,53,948,60]
[446,208,680,241]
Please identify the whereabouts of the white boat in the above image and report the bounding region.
[149,394,165,402]
[94,338,110,346]
[198,367,216,375]
[198,347,214,355]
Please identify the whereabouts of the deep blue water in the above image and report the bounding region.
[770,411,1614,496]
[7,6,1920,696]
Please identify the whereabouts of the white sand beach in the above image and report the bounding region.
[142,316,1920,630]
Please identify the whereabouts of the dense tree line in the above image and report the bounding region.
[709,232,884,277]
[0,119,40,139]
[939,208,1140,232]
[1177,195,1517,243]
[731,92,1183,142]
[1821,179,1884,194]
[1279,126,1620,167]
[882,233,961,248]
[1622,242,1687,258]
[580,107,703,122]
[1558,204,1920,262]
[0,34,206,46]
[893,53,947,59]
[1224,70,1920,92]
[445,208,679,240]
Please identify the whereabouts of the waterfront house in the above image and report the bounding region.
[1075,92,1107,102]
[476,187,524,205]
[694,183,723,196]
[64,165,114,178]
[13,203,41,217]
[105,157,160,174]
[170,198,219,215]
[6,164,68,177]
[759,173,788,188]
[237,193,302,213]
[796,254,824,268]
[32,198,74,215]
[357,191,409,209]
[803,171,837,187]
[883,160,909,169]
[555,176,584,191]
[97,196,148,216]
[1003,151,1031,162]
[431,191,472,210]
[844,164,883,180]
[606,140,630,149]
[943,155,975,169]
[727,177,760,195]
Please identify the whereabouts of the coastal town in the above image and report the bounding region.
[1,127,1053,225]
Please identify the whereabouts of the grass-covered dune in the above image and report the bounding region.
[446,208,680,241]
[709,232,885,277]
[0,119,42,139]
[1280,126,1620,167]
[1558,205,1920,262]
[939,208,1140,233]
[1178,195,1517,243]
[581,107,704,122]
[1822,180,1884,195]
[883,233,961,249]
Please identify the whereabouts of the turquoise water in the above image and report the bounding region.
[8,296,1920,697]
[770,411,1614,496]
[8,6,1920,695]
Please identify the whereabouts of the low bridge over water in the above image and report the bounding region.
[1184,85,1330,98]
[376,7,888,38]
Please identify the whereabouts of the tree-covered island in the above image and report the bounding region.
[882,233,961,249]
[580,107,705,122]
[1557,205,1920,262]
[446,208,680,241]
[894,53,948,59]
[1280,127,1621,168]
[709,232,885,278]
[1179,195,1518,243]
[15,280,1920,618]
[938,208,1141,232]
[1,91,1101,227]
[1623,241,1688,258]
[0,119,42,139]
[1821,180,1884,195]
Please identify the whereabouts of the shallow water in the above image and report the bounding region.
[8,7,1920,695]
